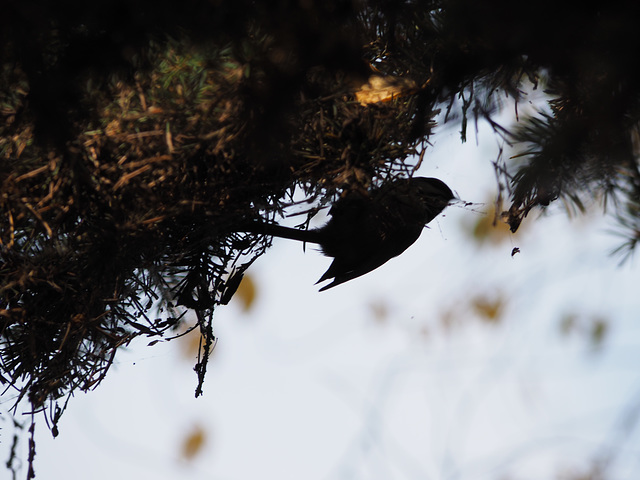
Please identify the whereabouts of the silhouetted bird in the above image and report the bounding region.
[245,177,454,290]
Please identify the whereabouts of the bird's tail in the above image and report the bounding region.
[239,221,325,245]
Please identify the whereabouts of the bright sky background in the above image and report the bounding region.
[3,107,640,480]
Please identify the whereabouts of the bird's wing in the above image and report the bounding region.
[316,226,423,291]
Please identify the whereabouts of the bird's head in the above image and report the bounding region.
[410,177,454,204]
[393,176,455,224]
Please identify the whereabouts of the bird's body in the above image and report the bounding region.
[245,177,454,290]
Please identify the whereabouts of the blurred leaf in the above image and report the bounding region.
[558,312,609,352]
[560,313,578,336]
[182,328,203,359]
[590,317,608,350]
[180,323,217,360]
[471,295,505,324]
[181,425,207,460]
[234,273,257,312]
[369,300,389,324]
[466,199,516,246]
[439,304,464,332]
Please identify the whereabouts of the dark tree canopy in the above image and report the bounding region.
[2,1,640,476]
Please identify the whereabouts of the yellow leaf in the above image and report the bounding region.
[470,205,513,245]
[354,75,419,106]
[471,295,505,324]
[181,426,207,460]
[234,273,257,312]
